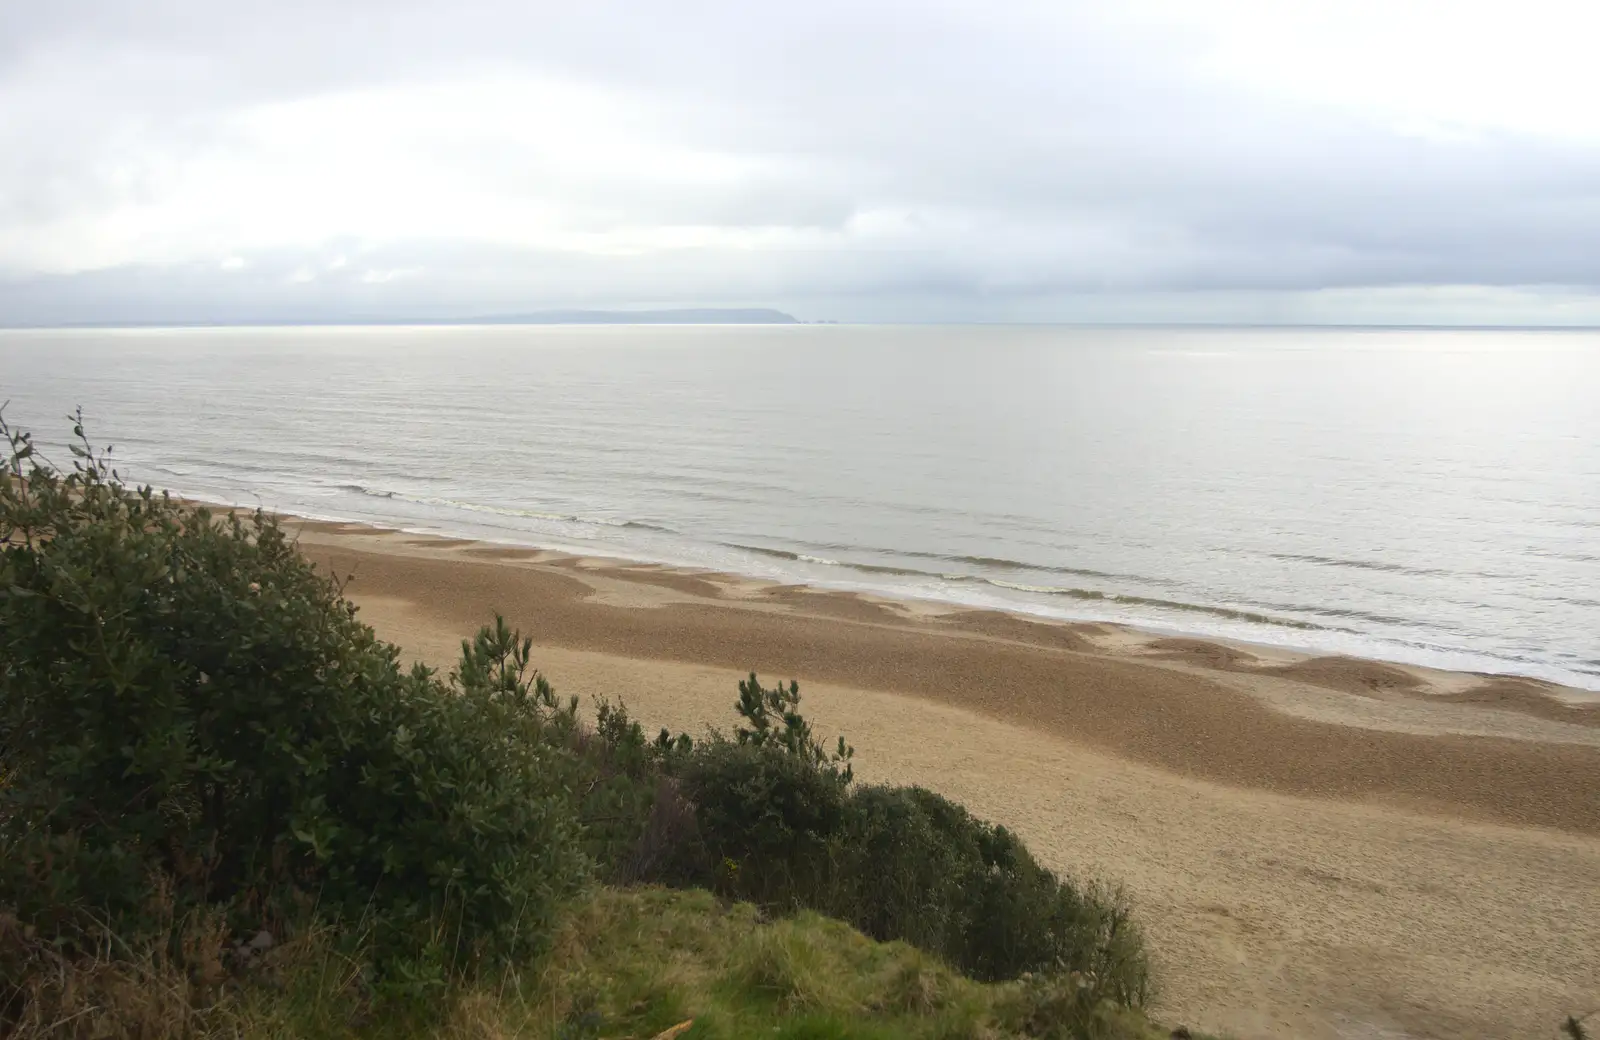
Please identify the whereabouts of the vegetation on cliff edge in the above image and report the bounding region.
[1,410,1166,1039]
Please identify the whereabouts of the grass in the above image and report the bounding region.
[4,887,1204,1040]
[413,886,1192,1040]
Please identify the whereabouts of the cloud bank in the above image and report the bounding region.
[3,0,1600,324]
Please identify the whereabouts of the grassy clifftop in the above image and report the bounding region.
[476,887,1185,1040]
[12,887,1190,1040]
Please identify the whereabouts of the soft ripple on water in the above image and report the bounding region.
[2,322,1598,692]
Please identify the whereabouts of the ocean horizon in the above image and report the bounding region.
[4,322,1598,693]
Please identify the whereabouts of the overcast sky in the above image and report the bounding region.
[3,0,1599,325]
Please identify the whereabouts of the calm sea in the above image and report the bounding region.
[4,324,1597,693]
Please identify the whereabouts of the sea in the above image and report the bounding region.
[3,323,1597,694]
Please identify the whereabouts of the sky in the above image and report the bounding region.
[3,0,1600,325]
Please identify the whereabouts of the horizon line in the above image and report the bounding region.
[4,318,1600,333]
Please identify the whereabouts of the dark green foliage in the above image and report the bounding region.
[734,673,854,782]
[841,783,1143,996]
[677,738,848,907]
[0,412,585,980]
[570,699,701,886]
[1,409,1150,1027]
[662,766,1145,993]
[967,830,1144,1000]
[831,787,976,957]
[590,681,1147,994]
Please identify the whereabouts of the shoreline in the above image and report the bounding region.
[278,515,1600,1038]
[205,495,1600,700]
[281,517,1600,762]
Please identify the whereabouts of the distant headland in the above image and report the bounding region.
[0,308,803,329]
[476,308,800,325]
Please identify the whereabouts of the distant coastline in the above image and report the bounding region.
[472,308,801,325]
[0,307,803,330]
[13,317,1600,332]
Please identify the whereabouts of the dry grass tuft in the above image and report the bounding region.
[1,908,235,1040]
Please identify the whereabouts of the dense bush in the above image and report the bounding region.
[834,785,1144,989]
[568,698,701,886]
[1,410,1148,1026]
[588,678,1147,995]
[678,736,847,904]
[0,413,585,980]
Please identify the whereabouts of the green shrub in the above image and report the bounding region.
[828,786,1145,993]
[677,738,848,907]
[1,408,1149,1021]
[947,816,1144,998]
[615,677,1148,996]
[576,675,857,898]
[830,786,975,959]
[0,412,585,979]
[654,673,853,906]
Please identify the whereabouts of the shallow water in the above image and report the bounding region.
[4,323,1597,690]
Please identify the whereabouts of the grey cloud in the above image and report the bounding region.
[2,1,1599,323]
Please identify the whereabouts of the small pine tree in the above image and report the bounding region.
[733,673,854,782]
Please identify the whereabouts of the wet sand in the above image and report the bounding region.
[289,520,1600,1040]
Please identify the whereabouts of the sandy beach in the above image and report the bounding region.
[288,519,1600,1040]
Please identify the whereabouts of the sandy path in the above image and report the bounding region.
[292,524,1600,1039]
